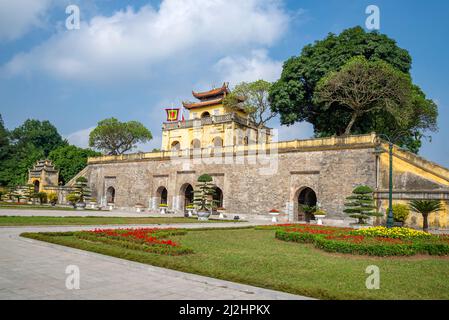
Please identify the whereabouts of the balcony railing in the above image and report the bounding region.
[162,113,257,130]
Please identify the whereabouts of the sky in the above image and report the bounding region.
[0,0,448,167]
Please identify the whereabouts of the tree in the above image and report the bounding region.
[314,56,413,135]
[73,176,91,203]
[89,118,153,155]
[49,145,100,184]
[270,26,437,152]
[223,80,277,127]
[0,114,9,161]
[409,200,443,232]
[10,119,67,156]
[193,174,216,212]
[344,185,379,224]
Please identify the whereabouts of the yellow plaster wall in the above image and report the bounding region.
[379,199,448,229]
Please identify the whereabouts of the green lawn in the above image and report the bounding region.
[22,228,449,299]
[0,203,91,211]
[0,216,239,226]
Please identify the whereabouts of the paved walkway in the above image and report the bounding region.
[0,223,310,300]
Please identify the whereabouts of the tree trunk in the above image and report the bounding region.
[344,112,358,135]
[422,213,429,232]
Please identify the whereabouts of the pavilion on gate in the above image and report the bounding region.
[161,83,273,151]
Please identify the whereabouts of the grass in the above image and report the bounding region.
[0,216,240,226]
[0,203,91,211]
[21,228,449,299]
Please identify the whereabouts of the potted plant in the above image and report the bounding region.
[314,209,327,225]
[185,204,195,217]
[135,203,145,213]
[73,177,91,210]
[269,209,280,222]
[159,203,168,214]
[391,204,410,227]
[217,207,226,219]
[66,193,80,209]
[193,174,216,221]
[48,193,58,206]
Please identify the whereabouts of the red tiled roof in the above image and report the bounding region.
[182,97,224,109]
[192,83,229,100]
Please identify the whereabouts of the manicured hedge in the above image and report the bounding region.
[275,227,449,257]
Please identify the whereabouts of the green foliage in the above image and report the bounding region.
[89,117,152,155]
[193,174,216,211]
[35,192,48,204]
[223,80,276,127]
[48,192,58,204]
[49,145,100,184]
[275,228,449,257]
[73,177,91,203]
[66,193,80,206]
[344,185,378,224]
[314,56,415,135]
[10,119,67,156]
[269,26,437,153]
[409,200,443,232]
[392,204,410,222]
[0,114,9,161]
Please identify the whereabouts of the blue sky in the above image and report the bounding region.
[0,0,448,167]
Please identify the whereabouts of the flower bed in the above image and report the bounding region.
[273,224,449,256]
[75,227,193,255]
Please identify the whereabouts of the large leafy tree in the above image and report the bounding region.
[314,56,414,135]
[49,145,101,184]
[0,114,9,161]
[223,80,277,127]
[10,119,67,156]
[89,118,153,155]
[270,26,437,152]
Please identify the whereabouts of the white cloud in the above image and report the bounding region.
[214,49,283,84]
[3,0,289,81]
[66,126,94,148]
[0,0,52,41]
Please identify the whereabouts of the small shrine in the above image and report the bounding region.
[28,159,59,193]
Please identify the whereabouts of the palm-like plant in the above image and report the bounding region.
[409,200,443,232]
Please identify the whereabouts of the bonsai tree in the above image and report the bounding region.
[409,200,443,232]
[48,192,58,206]
[36,192,47,205]
[23,184,37,203]
[73,177,91,204]
[344,185,379,224]
[391,204,410,225]
[302,205,317,221]
[193,174,217,212]
[66,193,80,208]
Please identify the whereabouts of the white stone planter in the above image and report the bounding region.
[107,203,114,211]
[315,215,326,225]
[135,206,145,213]
[159,207,167,214]
[88,202,97,209]
[186,208,194,217]
[269,212,280,223]
[197,211,211,221]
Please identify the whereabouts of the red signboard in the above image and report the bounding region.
[165,108,179,122]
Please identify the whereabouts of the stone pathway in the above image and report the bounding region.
[0,223,311,300]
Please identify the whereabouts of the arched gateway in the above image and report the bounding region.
[296,187,317,222]
[179,183,194,212]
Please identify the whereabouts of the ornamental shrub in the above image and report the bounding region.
[391,204,410,222]
[343,185,380,224]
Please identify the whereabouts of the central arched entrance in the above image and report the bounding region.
[297,187,317,222]
[106,186,115,204]
[180,183,194,212]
